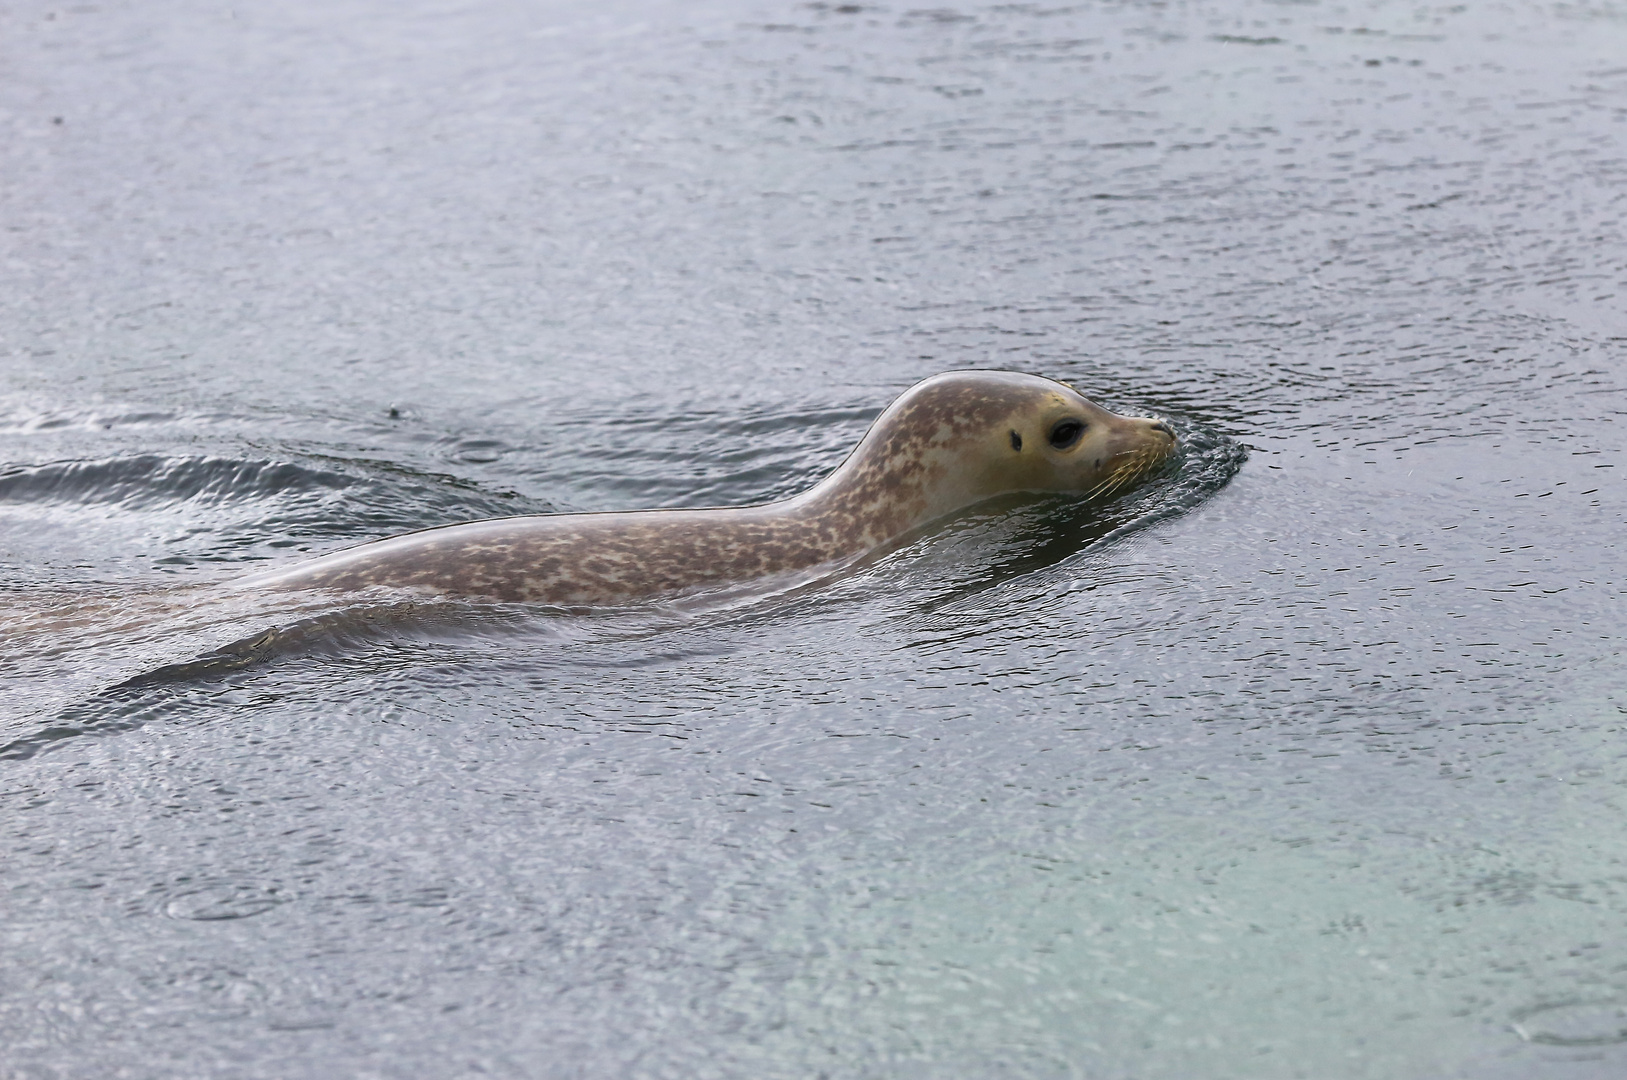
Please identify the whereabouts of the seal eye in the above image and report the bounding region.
[1048,419,1085,450]
[1009,430,1023,452]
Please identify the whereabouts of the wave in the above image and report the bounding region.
[0,454,553,576]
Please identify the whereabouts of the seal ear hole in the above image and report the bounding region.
[1048,419,1085,450]
[1009,430,1023,452]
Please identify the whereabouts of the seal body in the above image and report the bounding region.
[235,371,1177,605]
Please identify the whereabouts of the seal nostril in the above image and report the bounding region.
[1150,421,1175,438]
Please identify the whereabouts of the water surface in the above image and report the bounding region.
[3,1,1625,1077]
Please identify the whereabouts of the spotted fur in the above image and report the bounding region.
[236,371,1177,605]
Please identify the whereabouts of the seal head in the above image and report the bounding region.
[236,371,1176,605]
[818,369,1176,540]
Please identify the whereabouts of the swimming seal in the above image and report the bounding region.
[234,371,1177,606]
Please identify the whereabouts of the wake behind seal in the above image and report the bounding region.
[232,370,1178,606]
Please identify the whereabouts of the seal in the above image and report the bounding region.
[233,371,1177,606]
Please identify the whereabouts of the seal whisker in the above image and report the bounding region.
[1093,445,1165,501]
[1088,452,1144,500]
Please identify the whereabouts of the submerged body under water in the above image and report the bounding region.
[0,386,1230,764]
[3,1,1625,1078]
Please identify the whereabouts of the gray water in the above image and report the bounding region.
[3,0,1625,1077]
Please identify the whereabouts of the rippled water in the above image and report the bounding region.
[3,1,1625,1077]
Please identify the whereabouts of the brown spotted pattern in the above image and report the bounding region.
[237,371,1177,605]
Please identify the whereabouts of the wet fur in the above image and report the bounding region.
[234,371,1176,606]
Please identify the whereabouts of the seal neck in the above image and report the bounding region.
[771,424,963,553]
